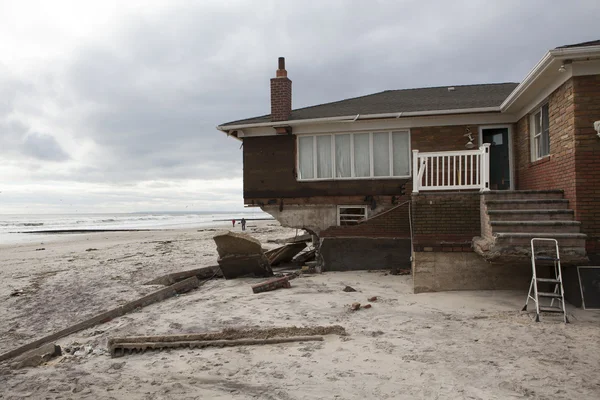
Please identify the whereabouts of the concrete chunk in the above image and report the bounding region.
[12,343,61,369]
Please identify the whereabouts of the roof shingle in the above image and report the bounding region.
[220,82,519,127]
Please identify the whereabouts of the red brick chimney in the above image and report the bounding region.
[270,57,292,122]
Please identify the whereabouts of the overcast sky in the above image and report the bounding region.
[0,0,598,214]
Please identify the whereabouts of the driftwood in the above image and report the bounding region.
[144,265,221,285]
[110,336,323,357]
[0,277,201,364]
[251,276,291,294]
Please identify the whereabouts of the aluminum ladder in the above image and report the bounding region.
[522,238,569,323]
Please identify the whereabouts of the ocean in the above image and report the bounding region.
[0,211,273,245]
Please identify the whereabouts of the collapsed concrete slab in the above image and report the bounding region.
[213,232,272,278]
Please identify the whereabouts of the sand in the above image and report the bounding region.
[1,221,599,399]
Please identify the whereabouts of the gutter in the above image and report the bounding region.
[501,45,600,111]
[217,106,501,132]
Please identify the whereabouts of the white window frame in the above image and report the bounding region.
[530,103,550,161]
[337,205,368,226]
[296,130,411,181]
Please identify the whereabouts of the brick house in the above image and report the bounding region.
[217,40,600,298]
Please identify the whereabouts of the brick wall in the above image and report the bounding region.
[513,75,600,257]
[514,78,576,202]
[411,125,480,152]
[320,202,411,238]
[270,77,292,122]
[411,192,481,251]
[573,74,600,255]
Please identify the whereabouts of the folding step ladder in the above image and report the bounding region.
[522,238,569,323]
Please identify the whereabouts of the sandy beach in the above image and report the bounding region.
[1,221,599,399]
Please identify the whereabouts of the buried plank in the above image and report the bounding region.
[110,336,323,357]
[108,325,346,346]
[144,265,222,286]
[0,277,201,364]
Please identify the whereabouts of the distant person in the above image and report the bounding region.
[231,219,235,228]
[241,218,246,231]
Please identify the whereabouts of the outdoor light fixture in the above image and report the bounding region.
[558,59,572,73]
[464,127,475,149]
[594,121,600,138]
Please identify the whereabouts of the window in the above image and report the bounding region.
[531,103,550,160]
[297,131,410,180]
[337,205,367,226]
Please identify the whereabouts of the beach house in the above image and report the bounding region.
[217,40,600,298]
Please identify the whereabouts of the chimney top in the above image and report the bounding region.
[276,57,287,78]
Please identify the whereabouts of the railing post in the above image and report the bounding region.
[480,143,491,192]
[412,149,419,193]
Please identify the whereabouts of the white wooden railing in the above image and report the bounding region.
[412,144,490,193]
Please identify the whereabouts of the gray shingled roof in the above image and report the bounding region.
[556,39,600,49]
[220,82,519,127]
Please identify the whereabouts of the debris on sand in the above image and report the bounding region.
[0,277,201,364]
[213,232,272,279]
[10,289,25,297]
[362,304,372,309]
[252,276,291,294]
[343,286,357,292]
[368,296,378,302]
[390,268,411,276]
[85,248,98,252]
[350,302,361,311]
[11,343,61,369]
[108,325,346,357]
[265,242,307,266]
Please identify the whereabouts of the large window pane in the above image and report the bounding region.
[316,135,332,178]
[392,132,410,176]
[353,133,370,177]
[373,132,390,176]
[298,136,314,179]
[335,134,351,178]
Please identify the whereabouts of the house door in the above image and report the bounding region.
[482,128,510,190]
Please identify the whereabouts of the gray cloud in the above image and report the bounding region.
[0,0,598,211]
[21,132,70,162]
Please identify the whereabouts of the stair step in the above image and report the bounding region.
[494,232,587,247]
[537,292,563,298]
[539,306,564,313]
[487,209,574,221]
[490,220,581,233]
[536,278,561,283]
[485,199,569,210]
[483,190,564,200]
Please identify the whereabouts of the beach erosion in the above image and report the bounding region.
[1,220,599,399]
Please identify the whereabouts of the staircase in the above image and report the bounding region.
[474,190,588,265]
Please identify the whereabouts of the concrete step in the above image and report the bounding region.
[490,220,581,234]
[494,232,587,248]
[483,190,564,200]
[485,199,569,210]
[487,209,575,221]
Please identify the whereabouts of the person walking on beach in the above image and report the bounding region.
[231,219,235,228]
[241,218,246,231]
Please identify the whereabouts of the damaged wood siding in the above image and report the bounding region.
[243,135,406,199]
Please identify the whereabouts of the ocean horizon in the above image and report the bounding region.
[0,210,272,245]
